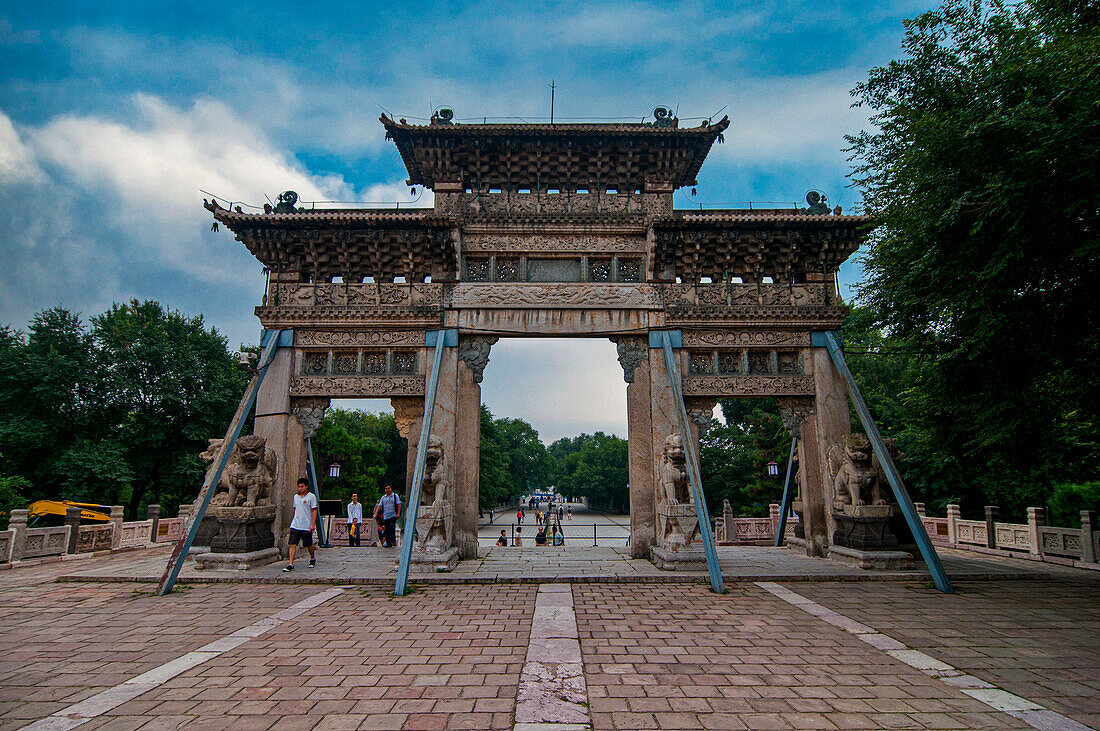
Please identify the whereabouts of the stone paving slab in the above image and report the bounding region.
[54,543,1044,587]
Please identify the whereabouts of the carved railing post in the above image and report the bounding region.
[9,509,28,561]
[64,507,82,554]
[984,505,999,549]
[109,506,125,550]
[1027,506,1044,555]
[147,504,161,544]
[913,502,926,517]
[947,504,961,545]
[1081,510,1097,564]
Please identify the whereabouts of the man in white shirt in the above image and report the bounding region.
[283,478,318,572]
[346,493,363,547]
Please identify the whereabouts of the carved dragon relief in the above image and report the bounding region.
[611,336,647,383]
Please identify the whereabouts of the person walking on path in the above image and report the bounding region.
[283,478,318,571]
[489,508,494,524]
[376,484,401,548]
[496,529,507,546]
[517,507,524,524]
[557,505,564,522]
[346,493,363,547]
[567,505,572,519]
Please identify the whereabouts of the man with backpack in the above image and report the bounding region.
[375,484,401,548]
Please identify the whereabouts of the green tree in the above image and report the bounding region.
[700,400,788,518]
[0,474,29,529]
[478,405,553,508]
[312,411,388,505]
[91,301,249,517]
[848,0,1100,516]
[552,432,628,512]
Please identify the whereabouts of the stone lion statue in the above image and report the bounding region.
[226,435,278,507]
[658,432,691,505]
[826,433,882,508]
[200,438,237,506]
[420,435,450,506]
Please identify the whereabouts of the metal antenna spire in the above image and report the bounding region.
[549,80,556,125]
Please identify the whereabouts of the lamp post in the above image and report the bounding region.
[329,461,341,479]
[766,460,779,477]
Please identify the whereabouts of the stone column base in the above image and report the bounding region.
[194,547,280,571]
[650,546,707,571]
[828,545,913,570]
[407,546,459,573]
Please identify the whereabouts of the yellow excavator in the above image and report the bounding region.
[28,500,111,526]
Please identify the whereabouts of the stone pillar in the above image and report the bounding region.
[647,344,682,558]
[1027,507,1044,555]
[769,503,781,536]
[178,503,192,520]
[254,346,298,557]
[1080,510,1097,564]
[946,504,960,545]
[8,509,27,561]
[147,504,161,544]
[810,347,851,548]
[914,503,926,517]
[392,397,423,507]
[455,335,496,559]
[984,506,999,549]
[616,337,654,558]
[777,396,823,556]
[109,506,124,549]
[64,507,82,554]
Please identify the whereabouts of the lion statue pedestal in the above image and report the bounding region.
[193,435,280,571]
[650,433,707,571]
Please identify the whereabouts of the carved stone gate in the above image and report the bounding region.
[206,111,869,567]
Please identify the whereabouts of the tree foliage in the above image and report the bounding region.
[700,400,788,518]
[847,0,1100,515]
[0,303,248,518]
[550,432,629,512]
[479,405,553,508]
[311,408,405,506]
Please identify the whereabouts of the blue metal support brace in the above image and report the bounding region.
[658,331,726,594]
[156,332,287,595]
[305,439,330,548]
[394,330,451,596]
[819,331,954,594]
[774,437,798,547]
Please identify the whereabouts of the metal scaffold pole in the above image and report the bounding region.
[306,439,330,548]
[394,330,452,597]
[156,331,287,596]
[818,331,953,594]
[658,330,726,594]
[774,437,798,547]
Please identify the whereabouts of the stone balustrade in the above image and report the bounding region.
[2,503,174,564]
[715,503,782,544]
[914,503,1098,568]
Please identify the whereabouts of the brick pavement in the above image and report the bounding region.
[791,578,1100,730]
[4,549,1098,731]
[574,583,1029,730]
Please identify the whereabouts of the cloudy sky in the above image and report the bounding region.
[0,1,930,442]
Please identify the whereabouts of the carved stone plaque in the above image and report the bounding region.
[289,375,426,397]
[680,375,816,397]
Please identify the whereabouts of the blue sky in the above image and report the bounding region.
[0,1,931,441]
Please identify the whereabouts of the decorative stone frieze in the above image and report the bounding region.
[611,336,647,383]
[681,330,811,348]
[296,330,426,347]
[457,336,499,383]
[289,375,425,398]
[681,375,815,397]
[448,283,663,309]
[462,233,646,253]
[291,398,330,439]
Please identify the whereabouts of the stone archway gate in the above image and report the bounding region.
[157,111,950,595]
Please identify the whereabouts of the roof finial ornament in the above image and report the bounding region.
[431,107,454,125]
[805,190,830,215]
[650,106,677,129]
[274,191,300,214]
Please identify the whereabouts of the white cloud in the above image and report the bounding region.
[0,114,44,184]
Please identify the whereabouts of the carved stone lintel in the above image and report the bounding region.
[458,336,499,383]
[391,397,424,439]
[776,396,815,438]
[681,375,815,397]
[611,336,647,384]
[289,375,425,397]
[291,398,330,439]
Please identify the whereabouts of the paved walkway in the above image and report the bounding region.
[55,543,1041,586]
[3,548,1099,730]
